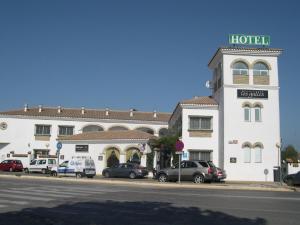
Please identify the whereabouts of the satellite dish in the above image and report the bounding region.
[205,80,213,89]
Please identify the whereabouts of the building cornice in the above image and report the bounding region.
[208,47,283,68]
[223,84,279,90]
[0,114,168,125]
[60,139,150,144]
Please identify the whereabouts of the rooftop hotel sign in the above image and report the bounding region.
[229,34,270,46]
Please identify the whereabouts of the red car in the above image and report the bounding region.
[0,160,23,172]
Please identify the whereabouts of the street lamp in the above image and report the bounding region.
[276,142,282,185]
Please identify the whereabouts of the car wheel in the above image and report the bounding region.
[194,174,205,183]
[287,179,294,186]
[41,169,47,174]
[158,173,167,182]
[24,168,29,173]
[104,171,110,178]
[9,167,13,172]
[76,173,83,178]
[129,172,136,179]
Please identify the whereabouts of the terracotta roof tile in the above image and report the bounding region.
[0,107,171,122]
[180,96,218,105]
[58,130,156,141]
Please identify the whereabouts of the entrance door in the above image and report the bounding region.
[106,150,119,168]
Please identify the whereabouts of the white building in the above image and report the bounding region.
[0,106,170,174]
[169,47,282,181]
[0,46,283,181]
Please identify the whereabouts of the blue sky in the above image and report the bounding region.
[0,0,299,150]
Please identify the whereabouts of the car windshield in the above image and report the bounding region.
[60,161,69,167]
[48,159,56,164]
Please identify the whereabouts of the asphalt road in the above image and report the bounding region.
[0,176,299,225]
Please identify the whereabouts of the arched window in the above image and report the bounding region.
[108,126,129,131]
[253,103,263,122]
[82,125,104,133]
[253,62,269,76]
[242,143,252,163]
[135,127,154,135]
[253,142,263,163]
[243,103,251,122]
[232,61,249,75]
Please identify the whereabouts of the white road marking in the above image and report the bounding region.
[0,199,28,205]
[0,189,75,198]
[0,193,54,201]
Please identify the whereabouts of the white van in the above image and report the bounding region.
[51,157,96,178]
[25,158,57,174]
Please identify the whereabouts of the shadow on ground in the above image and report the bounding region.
[0,201,266,225]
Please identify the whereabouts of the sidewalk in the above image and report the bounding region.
[0,172,298,192]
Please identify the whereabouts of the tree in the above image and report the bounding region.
[281,145,299,163]
[147,134,179,169]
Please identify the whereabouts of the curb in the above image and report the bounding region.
[0,174,296,192]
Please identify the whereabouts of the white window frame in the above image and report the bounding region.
[189,116,212,131]
[244,146,251,163]
[58,126,74,136]
[254,107,262,122]
[253,69,269,76]
[254,146,262,163]
[244,107,251,122]
[35,125,51,136]
[233,68,249,75]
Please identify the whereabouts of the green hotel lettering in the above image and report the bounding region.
[229,34,270,46]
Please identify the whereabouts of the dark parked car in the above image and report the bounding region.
[283,171,300,186]
[156,160,216,183]
[0,160,23,172]
[102,163,149,179]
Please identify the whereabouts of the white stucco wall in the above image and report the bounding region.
[0,116,167,161]
[181,107,219,166]
[221,54,281,181]
[58,140,149,174]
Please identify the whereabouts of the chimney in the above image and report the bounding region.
[153,110,157,118]
[38,105,43,113]
[130,109,133,117]
[193,96,199,99]
[105,108,109,116]
[24,104,28,112]
[57,106,62,114]
[81,107,85,115]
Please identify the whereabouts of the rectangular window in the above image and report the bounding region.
[255,108,261,122]
[189,150,212,161]
[35,125,51,136]
[244,147,251,163]
[244,108,251,122]
[254,147,262,163]
[189,117,212,130]
[58,126,74,136]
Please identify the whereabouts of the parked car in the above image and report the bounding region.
[24,158,57,174]
[156,160,216,183]
[213,167,227,182]
[102,163,149,179]
[51,157,96,178]
[0,160,23,172]
[283,171,300,186]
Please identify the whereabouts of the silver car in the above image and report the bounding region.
[156,160,216,183]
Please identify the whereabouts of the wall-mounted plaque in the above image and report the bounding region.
[75,145,89,152]
[237,89,268,99]
[230,157,237,163]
